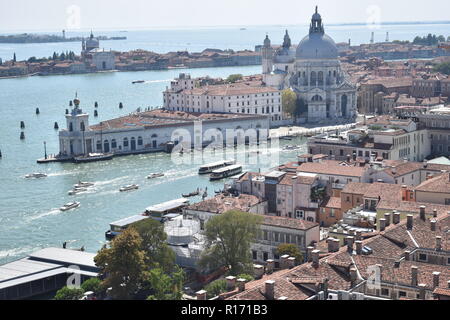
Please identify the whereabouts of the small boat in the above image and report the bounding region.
[120,184,139,192]
[147,173,165,179]
[74,181,95,188]
[132,80,145,84]
[25,173,47,179]
[68,188,88,196]
[60,202,81,211]
[182,189,200,198]
[73,153,113,164]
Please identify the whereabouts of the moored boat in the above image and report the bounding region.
[120,184,139,192]
[60,202,80,211]
[73,153,113,164]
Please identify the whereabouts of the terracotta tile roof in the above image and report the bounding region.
[433,287,450,297]
[186,194,262,214]
[324,197,341,209]
[262,215,318,231]
[414,173,450,194]
[298,162,366,178]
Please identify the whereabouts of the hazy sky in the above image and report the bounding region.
[1,0,450,32]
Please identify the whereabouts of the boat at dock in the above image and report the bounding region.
[25,173,47,179]
[73,153,113,164]
[147,173,165,179]
[210,165,243,181]
[198,160,236,175]
[182,189,200,198]
[60,202,80,211]
[120,184,139,192]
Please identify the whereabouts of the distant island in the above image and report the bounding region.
[0,33,127,44]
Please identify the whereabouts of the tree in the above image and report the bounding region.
[54,286,84,300]
[145,266,185,300]
[226,74,243,83]
[434,62,450,75]
[277,243,303,265]
[132,218,175,273]
[81,277,102,295]
[199,210,263,275]
[94,228,147,300]
[237,274,254,282]
[204,279,227,299]
[282,89,298,120]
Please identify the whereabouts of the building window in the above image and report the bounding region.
[123,138,129,147]
[252,251,257,260]
[96,140,102,151]
[398,291,407,298]
[418,253,427,262]
[381,288,390,297]
[138,136,143,146]
[111,139,117,149]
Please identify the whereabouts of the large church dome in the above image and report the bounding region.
[296,7,338,60]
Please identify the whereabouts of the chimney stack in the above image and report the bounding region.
[237,278,246,292]
[433,272,441,289]
[346,236,355,253]
[266,259,274,274]
[226,276,237,291]
[420,205,426,221]
[411,266,418,286]
[448,280,450,289]
[404,250,411,261]
[350,267,358,287]
[407,214,413,230]
[436,236,442,251]
[418,284,426,300]
[379,218,386,232]
[356,230,362,241]
[312,250,320,268]
[307,246,314,262]
[254,264,264,279]
[196,290,207,300]
[433,209,438,218]
[287,257,296,269]
[280,255,290,269]
[265,280,275,300]
[355,240,363,255]
[393,211,401,224]
[384,213,391,227]
[430,219,437,231]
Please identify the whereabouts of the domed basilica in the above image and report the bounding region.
[262,7,357,123]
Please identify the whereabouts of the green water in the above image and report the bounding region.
[0,66,307,264]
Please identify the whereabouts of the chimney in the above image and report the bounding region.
[347,154,351,162]
[404,250,411,261]
[287,257,296,269]
[436,236,442,251]
[312,250,320,268]
[265,280,275,300]
[306,246,314,262]
[254,264,264,279]
[423,160,428,168]
[350,267,358,287]
[420,205,426,221]
[327,238,339,252]
[418,284,426,300]
[237,278,246,292]
[196,290,207,300]
[379,218,386,232]
[411,266,418,286]
[346,236,355,253]
[448,280,450,289]
[280,255,290,269]
[433,209,438,218]
[407,214,413,230]
[356,230,362,241]
[355,240,363,255]
[226,276,236,291]
[376,264,383,281]
[430,219,437,231]
[278,296,288,300]
[393,211,401,224]
[266,259,274,274]
[394,260,401,268]
[433,272,441,289]
[384,212,391,227]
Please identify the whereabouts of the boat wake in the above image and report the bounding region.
[27,208,62,222]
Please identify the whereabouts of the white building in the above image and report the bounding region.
[58,97,270,157]
[163,74,284,127]
[262,7,357,123]
[82,32,115,71]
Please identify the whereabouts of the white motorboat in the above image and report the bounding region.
[60,202,81,211]
[120,184,139,192]
[68,188,88,196]
[147,173,165,179]
[74,181,95,188]
[25,173,47,179]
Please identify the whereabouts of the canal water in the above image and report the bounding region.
[0,65,308,264]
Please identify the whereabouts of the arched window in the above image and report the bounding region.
[80,121,85,131]
[69,122,73,132]
[123,137,129,147]
[318,71,324,86]
[310,71,317,86]
[312,95,323,102]
[151,134,158,138]
[111,139,117,149]
[138,136,143,146]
